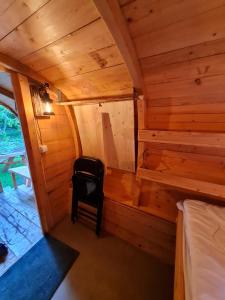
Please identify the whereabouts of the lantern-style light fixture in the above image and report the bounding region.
[39,83,55,116]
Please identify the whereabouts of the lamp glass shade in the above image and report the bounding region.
[43,101,55,115]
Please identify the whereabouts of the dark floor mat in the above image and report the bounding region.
[0,234,79,300]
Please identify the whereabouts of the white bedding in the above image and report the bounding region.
[178,200,225,300]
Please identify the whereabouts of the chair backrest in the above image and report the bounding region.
[73,156,104,179]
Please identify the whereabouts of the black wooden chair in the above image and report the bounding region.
[71,156,104,235]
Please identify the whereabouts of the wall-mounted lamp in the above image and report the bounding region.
[39,83,55,116]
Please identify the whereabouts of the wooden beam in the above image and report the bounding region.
[137,168,225,202]
[0,52,66,101]
[10,72,54,232]
[57,94,133,106]
[139,130,225,149]
[93,0,143,90]
[0,85,14,99]
[0,52,46,83]
[135,94,146,205]
[136,94,145,129]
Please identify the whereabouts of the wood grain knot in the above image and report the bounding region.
[195,78,201,85]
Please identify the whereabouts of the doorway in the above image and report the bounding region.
[0,72,42,277]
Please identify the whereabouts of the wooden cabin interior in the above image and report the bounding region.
[0,0,225,299]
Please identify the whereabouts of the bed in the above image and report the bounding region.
[174,200,225,300]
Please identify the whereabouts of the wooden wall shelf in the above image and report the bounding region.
[137,168,225,202]
[138,130,225,149]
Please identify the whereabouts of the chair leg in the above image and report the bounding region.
[96,211,101,236]
[96,198,103,236]
[71,190,78,223]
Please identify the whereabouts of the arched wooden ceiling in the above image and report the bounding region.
[0,0,133,100]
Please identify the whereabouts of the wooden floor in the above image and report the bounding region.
[0,185,43,277]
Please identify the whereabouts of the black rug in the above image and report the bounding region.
[0,235,79,300]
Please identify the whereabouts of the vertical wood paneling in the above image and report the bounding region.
[119,0,225,220]
[74,100,135,172]
[37,104,76,226]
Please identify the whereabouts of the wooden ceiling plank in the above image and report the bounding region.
[0,0,49,41]
[93,0,143,90]
[21,18,114,72]
[0,0,100,59]
[39,44,124,82]
[55,63,132,99]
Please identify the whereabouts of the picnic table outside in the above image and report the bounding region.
[0,151,26,173]
[8,166,31,189]
[0,148,27,192]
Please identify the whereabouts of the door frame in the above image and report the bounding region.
[10,71,54,232]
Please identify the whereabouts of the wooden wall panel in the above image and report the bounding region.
[74,100,135,172]
[36,103,76,226]
[121,0,225,40]
[133,4,225,59]
[119,0,225,222]
[143,146,225,185]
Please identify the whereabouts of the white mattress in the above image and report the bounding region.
[178,200,225,300]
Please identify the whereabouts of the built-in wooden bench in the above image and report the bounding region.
[104,168,178,223]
